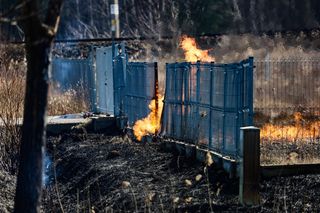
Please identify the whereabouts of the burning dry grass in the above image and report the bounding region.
[180,36,215,62]
[261,112,320,142]
[133,95,164,141]
[259,112,320,165]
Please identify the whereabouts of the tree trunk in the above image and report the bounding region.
[13,0,63,212]
[14,34,51,213]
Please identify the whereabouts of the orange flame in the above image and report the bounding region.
[133,95,164,141]
[180,36,214,62]
[260,112,320,142]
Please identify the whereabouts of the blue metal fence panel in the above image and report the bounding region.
[124,62,156,126]
[161,58,254,157]
[95,46,114,114]
[51,57,91,91]
[51,57,94,110]
[113,53,127,116]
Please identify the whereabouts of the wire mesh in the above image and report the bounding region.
[254,58,320,115]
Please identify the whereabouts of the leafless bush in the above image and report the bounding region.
[47,82,89,116]
[0,44,25,174]
[0,44,89,174]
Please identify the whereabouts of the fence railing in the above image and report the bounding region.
[124,62,157,126]
[254,58,320,115]
[161,58,254,157]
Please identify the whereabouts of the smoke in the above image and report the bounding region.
[130,32,320,85]
[43,152,52,186]
[131,32,320,64]
[213,33,320,63]
[130,33,320,116]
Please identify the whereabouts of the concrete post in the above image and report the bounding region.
[239,126,260,206]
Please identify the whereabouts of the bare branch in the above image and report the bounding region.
[0,0,30,20]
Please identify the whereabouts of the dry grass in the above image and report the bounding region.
[47,84,89,116]
[255,111,320,165]
[0,47,25,174]
[0,44,89,174]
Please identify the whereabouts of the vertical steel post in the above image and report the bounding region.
[110,1,119,116]
[209,62,214,149]
[88,46,97,113]
[172,63,177,136]
[154,62,159,135]
[239,126,260,206]
[196,61,201,143]
[236,64,242,156]
[184,64,190,139]
[163,63,169,136]
[248,57,254,125]
[222,66,227,153]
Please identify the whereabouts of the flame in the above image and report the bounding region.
[180,36,214,62]
[133,95,164,141]
[261,112,320,142]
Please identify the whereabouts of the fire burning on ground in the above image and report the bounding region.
[180,36,215,62]
[133,95,164,141]
[260,112,320,142]
[133,35,215,141]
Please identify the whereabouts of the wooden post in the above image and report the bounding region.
[239,126,260,206]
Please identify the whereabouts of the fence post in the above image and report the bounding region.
[196,61,200,143]
[222,67,227,153]
[154,62,159,135]
[248,57,254,125]
[209,62,214,149]
[239,126,260,206]
[88,47,98,113]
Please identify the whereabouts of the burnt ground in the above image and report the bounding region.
[2,134,320,212]
[42,134,239,212]
[39,133,320,213]
[0,171,15,213]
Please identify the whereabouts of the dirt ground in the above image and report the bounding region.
[2,133,320,212]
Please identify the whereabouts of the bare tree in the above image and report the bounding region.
[12,0,63,212]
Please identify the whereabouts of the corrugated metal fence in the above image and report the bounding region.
[254,58,320,115]
[161,58,254,157]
